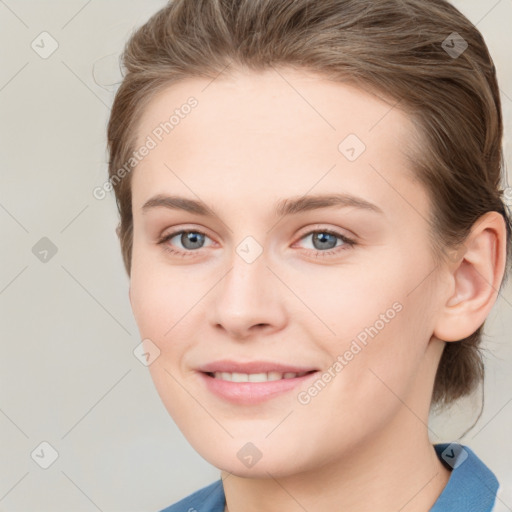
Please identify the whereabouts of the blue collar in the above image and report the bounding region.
[430,443,499,511]
[161,443,499,512]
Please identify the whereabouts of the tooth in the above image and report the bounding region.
[212,371,306,382]
[231,372,249,382]
[248,372,268,382]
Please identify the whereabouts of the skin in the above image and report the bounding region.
[127,67,506,512]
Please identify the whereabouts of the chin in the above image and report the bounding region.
[188,438,312,479]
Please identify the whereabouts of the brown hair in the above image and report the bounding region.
[107,0,511,409]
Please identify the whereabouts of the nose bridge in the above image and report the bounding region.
[222,242,272,313]
[210,237,285,337]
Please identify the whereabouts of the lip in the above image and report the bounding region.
[196,360,320,405]
[198,360,318,374]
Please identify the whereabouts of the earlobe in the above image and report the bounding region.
[434,211,507,342]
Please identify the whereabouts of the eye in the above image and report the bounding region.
[158,229,213,257]
[295,228,355,257]
[157,227,356,258]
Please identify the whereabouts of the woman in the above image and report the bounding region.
[106,0,511,510]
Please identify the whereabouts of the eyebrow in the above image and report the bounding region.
[141,193,383,218]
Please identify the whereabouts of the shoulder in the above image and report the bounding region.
[158,479,225,512]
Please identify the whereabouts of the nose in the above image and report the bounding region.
[209,248,287,340]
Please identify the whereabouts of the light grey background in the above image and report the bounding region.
[0,1,511,511]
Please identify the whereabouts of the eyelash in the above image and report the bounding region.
[157,228,356,259]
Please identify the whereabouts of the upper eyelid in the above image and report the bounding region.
[296,224,355,239]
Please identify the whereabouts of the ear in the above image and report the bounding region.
[434,211,508,342]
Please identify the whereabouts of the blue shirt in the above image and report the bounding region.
[159,443,499,512]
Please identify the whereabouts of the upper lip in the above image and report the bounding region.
[198,360,318,374]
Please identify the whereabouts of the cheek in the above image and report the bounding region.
[129,244,181,344]
[129,259,200,421]
[302,304,430,449]
[309,256,436,405]
[299,266,402,344]
[129,271,166,339]
[129,251,207,379]
[130,232,179,330]
[354,293,436,411]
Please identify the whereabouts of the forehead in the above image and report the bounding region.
[131,67,425,217]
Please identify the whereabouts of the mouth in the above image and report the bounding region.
[196,361,320,404]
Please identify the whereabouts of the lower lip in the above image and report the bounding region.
[197,371,319,405]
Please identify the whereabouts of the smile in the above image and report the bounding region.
[197,363,319,405]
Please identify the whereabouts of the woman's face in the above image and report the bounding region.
[129,68,449,477]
